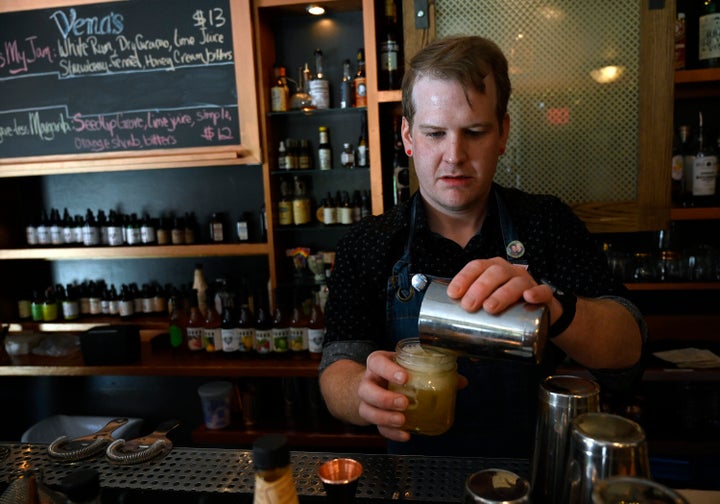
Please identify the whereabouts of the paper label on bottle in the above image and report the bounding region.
[289,327,308,351]
[308,328,325,353]
[187,327,204,351]
[309,80,330,109]
[222,327,240,352]
[692,155,718,195]
[254,472,299,504]
[255,329,272,354]
[699,13,720,61]
[238,328,255,352]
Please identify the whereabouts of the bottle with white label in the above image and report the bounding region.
[690,112,718,206]
[309,49,330,109]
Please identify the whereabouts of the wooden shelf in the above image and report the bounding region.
[674,68,720,84]
[192,422,386,449]
[0,339,322,377]
[626,282,720,291]
[670,206,720,220]
[0,243,270,260]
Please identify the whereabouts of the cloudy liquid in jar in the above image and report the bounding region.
[389,338,458,436]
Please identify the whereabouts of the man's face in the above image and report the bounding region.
[402,75,509,216]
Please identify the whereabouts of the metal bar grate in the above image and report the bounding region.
[0,443,529,501]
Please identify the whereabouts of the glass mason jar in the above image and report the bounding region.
[389,337,458,436]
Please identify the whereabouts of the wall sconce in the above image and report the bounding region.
[306,4,326,15]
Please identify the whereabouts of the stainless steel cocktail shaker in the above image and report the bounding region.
[530,375,601,504]
[412,274,548,363]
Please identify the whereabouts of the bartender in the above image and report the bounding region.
[318,35,645,457]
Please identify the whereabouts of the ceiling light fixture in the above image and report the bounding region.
[306,4,325,15]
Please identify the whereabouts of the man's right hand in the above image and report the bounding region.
[358,350,412,442]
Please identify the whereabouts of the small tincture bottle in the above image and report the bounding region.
[341,143,355,168]
[317,126,332,170]
[252,434,299,504]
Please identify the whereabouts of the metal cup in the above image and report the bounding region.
[413,274,548,363]
[318,458,363,504]
[592,476,689,504]
[531,375,601,504]
[464,468,530,504]
[565,413,651,504]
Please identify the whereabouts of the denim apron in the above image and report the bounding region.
[385,189,538,456]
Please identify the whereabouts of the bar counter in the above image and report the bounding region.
[0,442,529,503]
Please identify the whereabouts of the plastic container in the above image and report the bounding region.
[197,381,233,429]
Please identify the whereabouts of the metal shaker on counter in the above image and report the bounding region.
[530,375,601,504]
[412,274,549,363]
[565,412,651,504]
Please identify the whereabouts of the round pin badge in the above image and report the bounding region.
[506,240,525,259]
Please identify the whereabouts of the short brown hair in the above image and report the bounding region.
[401,35,511,132]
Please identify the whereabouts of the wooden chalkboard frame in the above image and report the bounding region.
[0,0,262,176]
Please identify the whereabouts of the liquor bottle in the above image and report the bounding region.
[186,289,205,351]
[254,290,273,355]
[379,0,402,90]
[62,284,80,321]
[193,263,209,318]
[699,0,720,68]
[356,115,369,168]
[288,301,308,356]
[31,290,43,322]
[689,112,718,205]
[88,281,103,316]
[272,304,290,355]
[171,216,185,245]
[270,64,290,112]
[339,59,354,109]
[675,11,686,70]
[307,294,325,360]
[237,291,256,353]
[317,126,332,170]
[168,294,187,351]
[292,176,311,225]
[221,291,240,354]
[354,48,367,107]
[73,214,84,244]
[203,291,222,353]
[672,124,690,204]
[290,64,315,111]
[352,190,362,223]
[309,49,330,109]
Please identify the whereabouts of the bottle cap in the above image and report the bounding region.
[253,434,291,470]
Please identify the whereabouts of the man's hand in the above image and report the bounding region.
[446,257,554,314]
[358,350,412,442]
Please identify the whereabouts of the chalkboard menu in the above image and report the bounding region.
[0,0,243,159]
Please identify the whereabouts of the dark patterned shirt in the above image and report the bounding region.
[320,184,644,456]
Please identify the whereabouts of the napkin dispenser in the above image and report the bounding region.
[80,325,141,365]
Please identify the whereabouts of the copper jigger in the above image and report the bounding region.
[318,458,363,504]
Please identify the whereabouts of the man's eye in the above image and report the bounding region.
[426,131,444,138]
